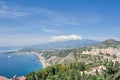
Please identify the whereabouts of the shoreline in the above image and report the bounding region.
[34,52,50,68]
[37,54,46,68]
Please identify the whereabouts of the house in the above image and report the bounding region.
[11,75,26,80]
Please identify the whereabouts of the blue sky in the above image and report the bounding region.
[0,0,120,46]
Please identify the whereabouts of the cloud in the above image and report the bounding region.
[51,35,82,42]
[30,8,79,26]
[0,1,104,46]
[0,2,81,35]
[0,34,83,46]
[41,27,58,33]
[0,1,102,31]
[0,3,30,19]
[0,1,80,26]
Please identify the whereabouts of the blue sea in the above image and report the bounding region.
[0,53,43,78]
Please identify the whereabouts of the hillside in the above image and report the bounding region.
[40,39,120,65]
[26,39,120,80]
[95,39,120,48]
[26,60,120,80]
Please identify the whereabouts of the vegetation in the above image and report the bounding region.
[95,39,120,48]
[25,39,120,80]
[26,60,120,80]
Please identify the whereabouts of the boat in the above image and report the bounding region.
[8,56,11,58]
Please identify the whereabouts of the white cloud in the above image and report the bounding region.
[51,35,82,42]
[0,4,30,19]
[31,8,79,26]
[0,1,79,26]
[41,27,58,33]
[0,34,83,46]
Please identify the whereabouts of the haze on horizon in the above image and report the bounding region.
[0,0,120,47]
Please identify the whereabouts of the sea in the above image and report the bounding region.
[0,49,43,78]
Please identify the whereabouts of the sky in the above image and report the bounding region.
[0,0,120,46]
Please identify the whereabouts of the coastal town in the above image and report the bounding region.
[0,0,120,79]
[82,47,120,62]
[0,39,120,80]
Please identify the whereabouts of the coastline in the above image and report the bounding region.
[37,54,46,68]
[34,52,50,68]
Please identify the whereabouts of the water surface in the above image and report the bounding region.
[0,53,43,78]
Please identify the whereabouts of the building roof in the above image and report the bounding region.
[0,76,9,80]
[16,76,26,80]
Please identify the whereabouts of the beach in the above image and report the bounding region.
[35,52,50,68]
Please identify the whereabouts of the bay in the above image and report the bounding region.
[0,53,43,78]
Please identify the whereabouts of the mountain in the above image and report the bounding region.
[24,39,99,50]
[95,39,120,48]
[102,39,120,45]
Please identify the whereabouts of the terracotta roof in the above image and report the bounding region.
[92,66,99,70]
[0,76,9,80]
[16,76,26,80]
